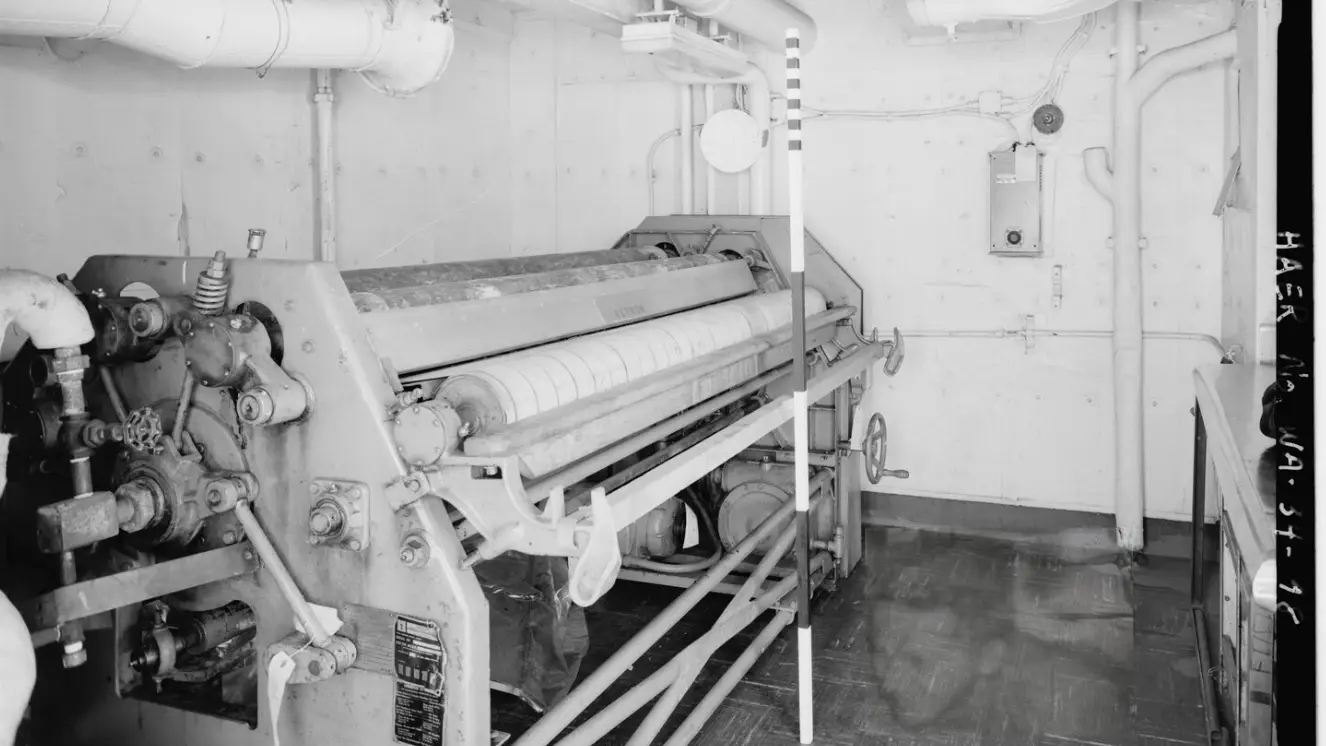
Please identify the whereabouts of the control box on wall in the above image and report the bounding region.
[989,144,1043,257]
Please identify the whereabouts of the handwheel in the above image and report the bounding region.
[864,413,887,485]
[863,413,908,484]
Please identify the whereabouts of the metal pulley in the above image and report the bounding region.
[849,411,909,485]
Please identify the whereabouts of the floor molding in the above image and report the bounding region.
[863,491,1217,560]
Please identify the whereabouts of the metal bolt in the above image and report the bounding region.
[349,486,363,499]
[243,550,255,561]
[222,530,238,545]
[308,483,321,494]
[348,539,362,551]
[229,317,244,330]
[400,537,429,568]
[483,466,499,477]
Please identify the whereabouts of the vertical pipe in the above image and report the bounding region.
[680,84,695,214]
[705,20,720,216]
[749,65,772,215]
[705,83,717,214]
[737,76,751,214]
[785,26,813,746]
[54,346,90,669]
[1111,0,1144,551]
[315,68,337,264]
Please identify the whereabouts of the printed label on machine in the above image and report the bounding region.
[393,615,446,746]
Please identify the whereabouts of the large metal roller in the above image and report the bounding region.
[341,247,669,293]
[351,254,731,312]
[437,287,828,435]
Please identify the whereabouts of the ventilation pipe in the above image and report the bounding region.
[0,0,456,97]
[669,0,818,53]
[0,271,95,351]
[1083,1,1237,551]
[906,0,1115,30]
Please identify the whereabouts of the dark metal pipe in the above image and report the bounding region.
[525,363,791,507]
[351,254,731,312]
[569,399,759,502]
[1190,405,1207,606]
[1192,609,1222,743]
[340,247,667,294]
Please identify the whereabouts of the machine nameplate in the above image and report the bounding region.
[594,293,651,324]
[393,614,447,746]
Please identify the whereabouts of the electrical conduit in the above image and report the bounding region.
[1083,1,1237,550]
[658,62,772,215]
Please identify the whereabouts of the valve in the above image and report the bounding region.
[123,407,163,453]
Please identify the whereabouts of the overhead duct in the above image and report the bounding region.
[668,0,818,53]
[906,0,1115,30]
[0,0,456,97]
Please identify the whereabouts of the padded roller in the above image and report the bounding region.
[437,287,827,433]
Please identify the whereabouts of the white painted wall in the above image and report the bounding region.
[508,0,1236,520]
[0,0,1241,521]
[0,0,515,357]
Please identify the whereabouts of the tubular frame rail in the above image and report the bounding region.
[514,474,834,746]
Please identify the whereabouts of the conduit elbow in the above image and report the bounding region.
[359,1,457,97]
[1083,147,1113,202]
[0,270,94,351]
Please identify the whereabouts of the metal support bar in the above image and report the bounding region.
[662,610,796,746]
[537,365,788,502]
[546,572,804,746]
[22,542,260,636]
[738,447,836,468]
[629,492,823,746]
[233,501,332,648]
[518,478,829,746]
[595,341,882,532]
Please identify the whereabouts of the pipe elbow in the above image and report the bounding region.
[1129,28,1238,106]
[358,2,457,98]
[0,270,95,351]
[1083,147,1113,202]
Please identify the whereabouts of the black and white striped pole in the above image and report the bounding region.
[786,26,814,746]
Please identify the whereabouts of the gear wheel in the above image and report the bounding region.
[124,408,163,453]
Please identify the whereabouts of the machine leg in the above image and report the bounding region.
[401,499,492,746]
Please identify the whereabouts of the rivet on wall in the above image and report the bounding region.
[150,147,163,159]
[194,152,205,163]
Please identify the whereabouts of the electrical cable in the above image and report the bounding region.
[621,485,724,574]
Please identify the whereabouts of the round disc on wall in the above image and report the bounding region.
[700,109,763,174]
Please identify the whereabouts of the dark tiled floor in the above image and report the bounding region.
[495,527,1213,746]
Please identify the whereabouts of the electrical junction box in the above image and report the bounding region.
[989,144,1044,257]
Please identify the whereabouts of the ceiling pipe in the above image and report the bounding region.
[669,0,817,54]
[0,0,456,97]
[0,271,95,351]
[1083,0,1237,552]
[906,0,1115,31]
